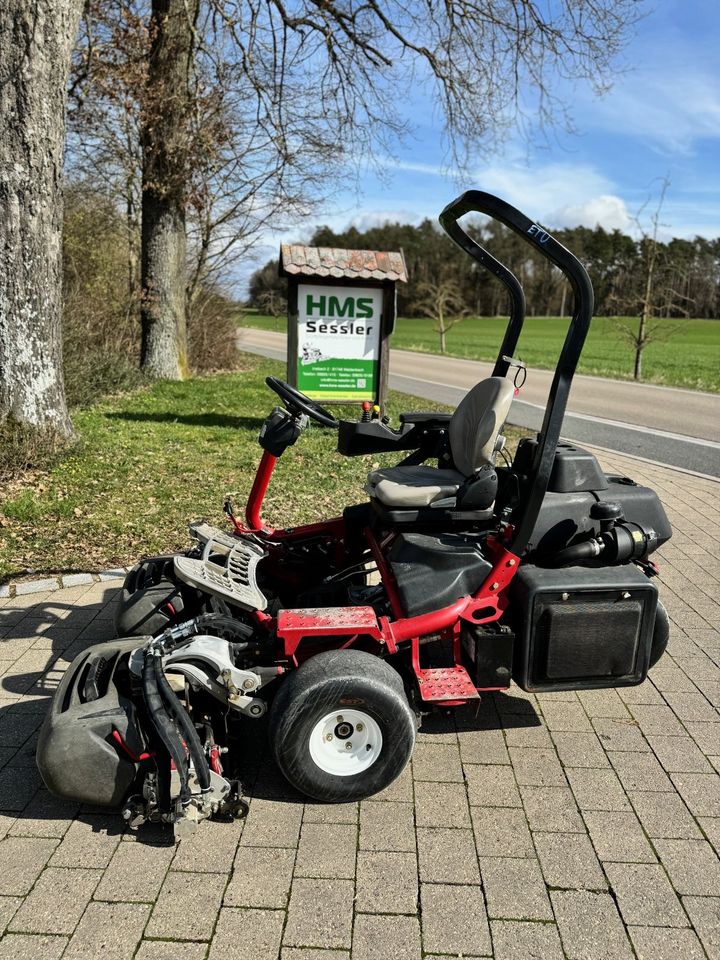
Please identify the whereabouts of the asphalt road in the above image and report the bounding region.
[237,327,720,477]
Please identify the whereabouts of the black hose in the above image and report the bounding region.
[551,539,602,567]
[141,650,191,806]
[154,654,212,794]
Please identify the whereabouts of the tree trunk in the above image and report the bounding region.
[140,0,198,379]
[0,0,82,439]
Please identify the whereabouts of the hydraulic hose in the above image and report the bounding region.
[154,654,212,794]
[141,650,191,807]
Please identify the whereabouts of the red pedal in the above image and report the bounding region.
[416,665,480,703]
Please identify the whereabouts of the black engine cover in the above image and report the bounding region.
[388,532,492,616]
[36,638,146,807]
[510,563,659,692]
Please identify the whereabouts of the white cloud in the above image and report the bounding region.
[550,194,633,232]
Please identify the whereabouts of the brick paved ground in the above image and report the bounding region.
[0,448,718,959]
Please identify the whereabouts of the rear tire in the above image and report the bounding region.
[115,558,195,637]
[269,650,416,802]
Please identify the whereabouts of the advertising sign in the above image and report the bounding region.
[296,283,383,401]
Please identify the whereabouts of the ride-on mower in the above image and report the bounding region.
[37,191,671,838]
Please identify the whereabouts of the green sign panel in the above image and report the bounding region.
[296,284,382,401]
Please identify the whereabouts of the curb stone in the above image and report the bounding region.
[0,568,128,599]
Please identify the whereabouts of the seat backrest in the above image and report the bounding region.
[448,377,515,476]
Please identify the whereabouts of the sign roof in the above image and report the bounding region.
[280,244,408,283]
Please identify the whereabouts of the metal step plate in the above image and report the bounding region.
[188,521,241,555]
[416,665,480,703]
[174,540,268,611]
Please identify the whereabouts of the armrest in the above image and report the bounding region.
[399,411,452,425]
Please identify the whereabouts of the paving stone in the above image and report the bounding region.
[647,734,715,773]
[671,772,720,817]
[359,800,415,851]
[457,726,510,765]
[0,934,68,960]
[664,690,720,723]
[0,836,58,894]
[685,721,720,754]
[7,789,78,838]
[0,761,43,809]
[281,952,350,960]
[583,809,657,863]
[0,895,21,933]
[501,718,553,749]
[372,763,414,802]
[294,821,356,879]
[283,877,354,949]
[145,870,226,940]
[225,845,295,908]
[551,732,611,768]
[534,831,607,890]
[209,906,285,960]
[352,913,421,960]
[171,818,241,872]
[303,801,358,824]
[551,889,634,960]
[520,784,585,833]
[508,746,567,787]
[240,798,304,847]
[628,925,707,960]
[630,704,687,736]
[355,850,418,914]
[565,767,631,812]
[490,919,564,960]
[465,764,521,808]
[63,901,150,960]
[578,689,631,719]
[411,741,463,782]
[94,837,176,902]
[655,837,720,895]
[471,806,534,858]
[480,856,552,921]
[609,750,674,792]
[417,826,481,884]
[701,815,720,855]
[540,701,593,732]
[629,789,703,839]
[592,716,650,753]
[683,896,720,960]
[604,862,689,927]
[9,866,102,934]
[414,780,471,828]
[421,883,492,956]
[49,814,123,868]
[136,944,207,960]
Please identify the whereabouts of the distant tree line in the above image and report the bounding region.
[250,219,720,321]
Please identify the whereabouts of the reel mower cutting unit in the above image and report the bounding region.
[37,191,672,838]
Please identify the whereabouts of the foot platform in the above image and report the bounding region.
[415,665,480,703]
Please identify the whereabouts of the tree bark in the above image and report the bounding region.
[140,0,198,380]
[0,0,82,439]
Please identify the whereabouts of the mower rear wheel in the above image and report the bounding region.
[115,558,195,637]
[269,650,416,802]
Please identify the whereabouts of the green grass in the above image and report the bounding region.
[241,313,720,392]
[0,354,526,581]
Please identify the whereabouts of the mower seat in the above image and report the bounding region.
[367,376,515,509]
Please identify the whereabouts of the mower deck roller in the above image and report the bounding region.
[38,189,672,833]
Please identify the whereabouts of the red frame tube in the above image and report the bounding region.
[245,450,277,531]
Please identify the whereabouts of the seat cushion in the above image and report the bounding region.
[366,464,465,508]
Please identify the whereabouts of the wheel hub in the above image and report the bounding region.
[309,709,383,777]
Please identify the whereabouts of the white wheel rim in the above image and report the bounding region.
[308,709,383,777]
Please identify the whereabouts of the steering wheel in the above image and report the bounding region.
[265,377,339,428]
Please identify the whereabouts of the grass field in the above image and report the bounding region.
[242,312,720,393]
[0,354,525,582]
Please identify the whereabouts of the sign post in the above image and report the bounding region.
[280,245,407,410]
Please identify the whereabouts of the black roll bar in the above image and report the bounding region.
[439,202,526,377]
[439,190,594,556]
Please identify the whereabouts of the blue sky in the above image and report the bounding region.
[249,1,719,291]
